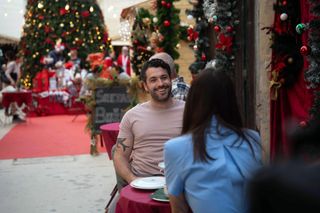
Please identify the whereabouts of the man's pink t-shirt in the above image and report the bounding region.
[118,99,185,176]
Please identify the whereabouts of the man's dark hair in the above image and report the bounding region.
[140,58,171,82]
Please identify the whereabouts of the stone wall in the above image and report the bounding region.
[255,0,273,163]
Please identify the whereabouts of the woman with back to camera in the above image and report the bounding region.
[164,68,262,213]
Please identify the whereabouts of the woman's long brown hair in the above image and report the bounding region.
[182,68,256,162]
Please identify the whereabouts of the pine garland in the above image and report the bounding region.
[204,0,240,74]
[187,0,210,74]
[306,0,320,119]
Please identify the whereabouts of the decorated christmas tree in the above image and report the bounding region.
[131,8,156,76]
[19,0,111,88]
[155,0,181,64]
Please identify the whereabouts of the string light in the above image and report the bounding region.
[37,2,44,9]
[89,6,94,12]
[119,20,131,41]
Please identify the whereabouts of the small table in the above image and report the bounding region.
[115,185,171,213]
[2,91,32,109]
[100,122,120,159]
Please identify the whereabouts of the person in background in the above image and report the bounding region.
[68,49,81,77]
[164,68,262,213]
[149,52,189,101]
[117,46,131,76]
[4,50,20,87]
[0,51,25,123]
[113,58,185,190]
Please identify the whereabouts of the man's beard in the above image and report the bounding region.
[149,85,171,102]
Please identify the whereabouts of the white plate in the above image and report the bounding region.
[130,176,165,190]
[158,162,165,169]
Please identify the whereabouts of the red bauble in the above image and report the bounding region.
[226,26,233,33]
[201,53,206,61]
[133,40,139,44]
[81,11,90,18]
[166,2,171,8]
[59,8,67,16]
[214,25,221,32]
[300,45,310,55]
[38,15,44,20]
[161,1,166,6]
[164,20,170,27]
[299,121,307,127]
[282,1,287,6]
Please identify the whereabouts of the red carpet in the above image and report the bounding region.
[0,115,105,159]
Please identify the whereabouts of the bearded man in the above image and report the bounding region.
[113,57,185,189]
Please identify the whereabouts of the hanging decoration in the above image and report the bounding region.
[204,0,240,75]
[305,0,320,118]
[263,0,303,99]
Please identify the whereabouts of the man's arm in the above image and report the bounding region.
[113,137,137,184]
[169,193,189,213]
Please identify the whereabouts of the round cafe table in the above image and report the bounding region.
[115,185,171,213]
[100,122,120,160]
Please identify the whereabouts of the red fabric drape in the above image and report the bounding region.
[270,0,313,161]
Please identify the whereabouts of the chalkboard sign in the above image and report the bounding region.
[93,86,131,132]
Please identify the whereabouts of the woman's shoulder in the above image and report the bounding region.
[165,134,192,151]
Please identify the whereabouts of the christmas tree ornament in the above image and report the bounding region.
[201,53,206,61]
[300,45,310,55]
[299,121,307,127]
[226,26,233,33]
[152,17,158,23]
[187,14,194,20]
[295,23,306,34]
[193,45,198,50]
[214,25,221,32]
[280,13,288,21]
[164,20,170,27]
[161,1,166,6]
[282,1,287,6]
[213,15,218,21]
[166,3,171,8]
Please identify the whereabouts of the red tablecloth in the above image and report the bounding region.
[100,122,120,159]
[30,96,85,116]
[2,91,32,108]
[116,185,171,213]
